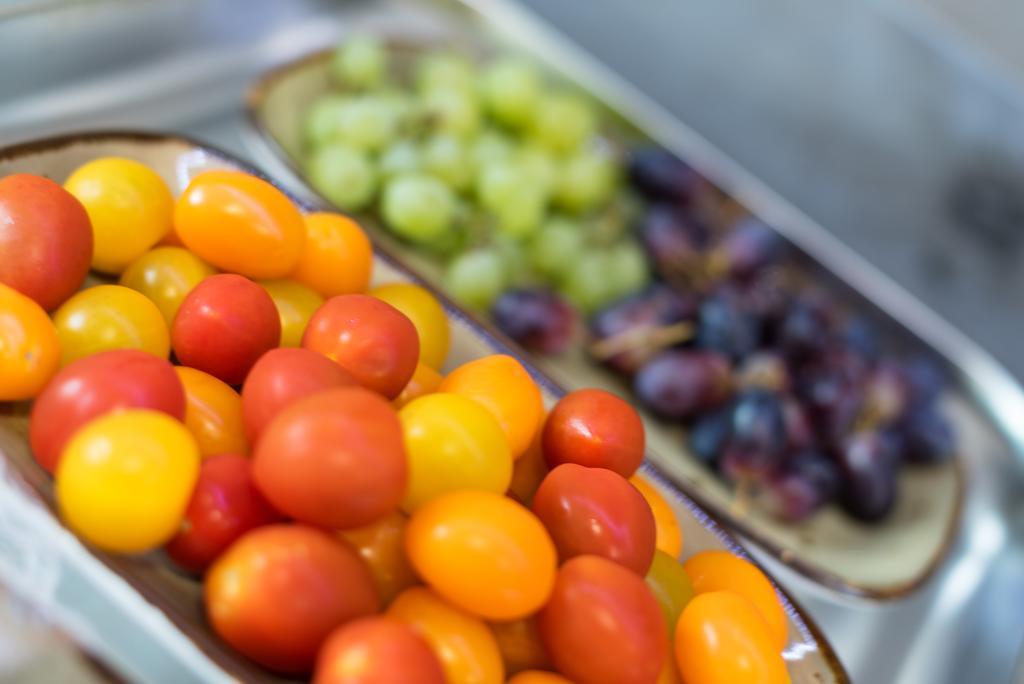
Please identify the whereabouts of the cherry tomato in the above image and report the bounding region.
[56,410,199,553]
[543,388,645,477]
[119,246,216,325]
[674,592,790,684]
[658,656,684,684]
[0,283,60,401]
[682,550,788,650]
[338,511,419,606]
[302,294,419,399]
[538,555,667,684]
[64,157,173,274]
[438,355,543,459]
[205,525,379,674]
[507,428,550,507]
[490,617,550,676]
[532,463,656,575]
[172,274,281,385]
[393,361,443,409]
[388,587,504,684]
[165,454,281,574]
[399,393,512,511]
[175,366,249,457]
[631,476,684,558]
[313,616,446,684]
[53,284,170,366]
[370,282,449,369]
[259,279,324,348]
[29,350,185,473]
[175,170,305,279]
[0,174,92,310]
[645,550,695,635]
[508,672,574,684]
[291,212,373,297]
[252,387,406,529]
[405,490,556,621]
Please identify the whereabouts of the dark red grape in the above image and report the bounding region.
[841,316,881,361]
[777,297,831,359]
[628,147,703,201]
[902,407,955,464]
[721,389,788,480]
[861,361,911,425]
[688,408,732,469]
[696,288,761,360]
[836,431,899,522]
[781,396,815,451]
[716,217,784,277]
[902,356,948,407]
[590,285,697,373]
[639,205,709,280]
[633,350,731,420]
[765,450,841,522]
[730,268,790,322]
[796,348,869,441]
[492,288,576,354]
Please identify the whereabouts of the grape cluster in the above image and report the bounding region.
[303,38,650,353]
[590,147,956,524]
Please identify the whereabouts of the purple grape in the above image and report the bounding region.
[491,289,576,354]
[590,284,698,373]
[836,431,899,522]
[628,147,703,201]
[902,356,948,407]
[766,450,841,522]
[796,348,869,441]
[696,288,762,360]
[902,407,955,464]
[841,316,881,361]
[730,268,790,322]
[720,389,787,480]
[688,408,732,469]
[638,205,709,280]
[633,350,732,420]
[717,217,784,277]
[861,361,911,425]
[777,297,831,359]
[781,396,815,451]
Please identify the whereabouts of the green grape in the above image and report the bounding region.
[480,56,542,128]
[335,96,398,152]
[421,134,472,192]
[422,88,481,138]
[516,144,558,195]
[494,235,533,286]
[606,240,650,297]
[379,139,421,179]
[443,248,507,310]
[330,35,387,89]
[554,146,618,214]
[381,173,455,243]
[303,95,350,148]
[494,186,547,239]
[531,92,597,153]
[470,128,515,171]
[476,160,533,211]
[528,216,585,282]
[416,52,475,94]
[562,250,616,313]
[306,143,377,211]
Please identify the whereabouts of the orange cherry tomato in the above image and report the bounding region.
[119,246,216,326]
[338,511,419,606]
[506,422,549,507]
[370,282,449,369]
[394,361,443,409]
[490,617,551,676]
[388,587,504,684]
[682,550,787,650]
[175,170,305,279]
[0,283,60,400]
[53,285,170,366]
[405,490,556,621]
[674,591,790,684]
[313,616,446,684]
[259,279,324,348]
[630,476,684,558]
[508,672,574,684]
[291,212,373,297]
[175,366,249,457]
[438,354,543,459]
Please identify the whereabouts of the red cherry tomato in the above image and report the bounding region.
[172,273,281,385]
[0,174,93,310]
[241,347,356,443]
[538,555,667,684]
[542,389,645,477]
[302,295,419,399]
[29,350,185,474]
[532,463,656,575]
[313,616,446,684]
[252,387,407,529]
[205,524,379,674]
[165,454,282,574]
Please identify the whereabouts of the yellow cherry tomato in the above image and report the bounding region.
[682,550,788,651]
[508,672,573,684]
[399,394,512,511]
[0,283,61,400]
[291,212,373,297]
[490,617,550,676]
[438,355,544,460]
[405,491,557,621]
[646,549,695,636]
[631,476,684,558]
[370,282,449,369]
[394,361,443,409]
[56,409,200,553]
[64,157,173,274]
[258,279,324,348]
[389,587,504,684]
[338,511,419,606]
[174,366,249,457]
[675,591,791,684]
[174,170,305,279]
[53,285,169,366]
[119,247,216,326]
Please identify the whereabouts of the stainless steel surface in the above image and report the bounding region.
[1,0,1023,682]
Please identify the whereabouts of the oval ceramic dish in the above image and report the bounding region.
[244,36,997,601]
[0,131,848,683]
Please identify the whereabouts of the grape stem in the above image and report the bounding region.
[589,321,694,360]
